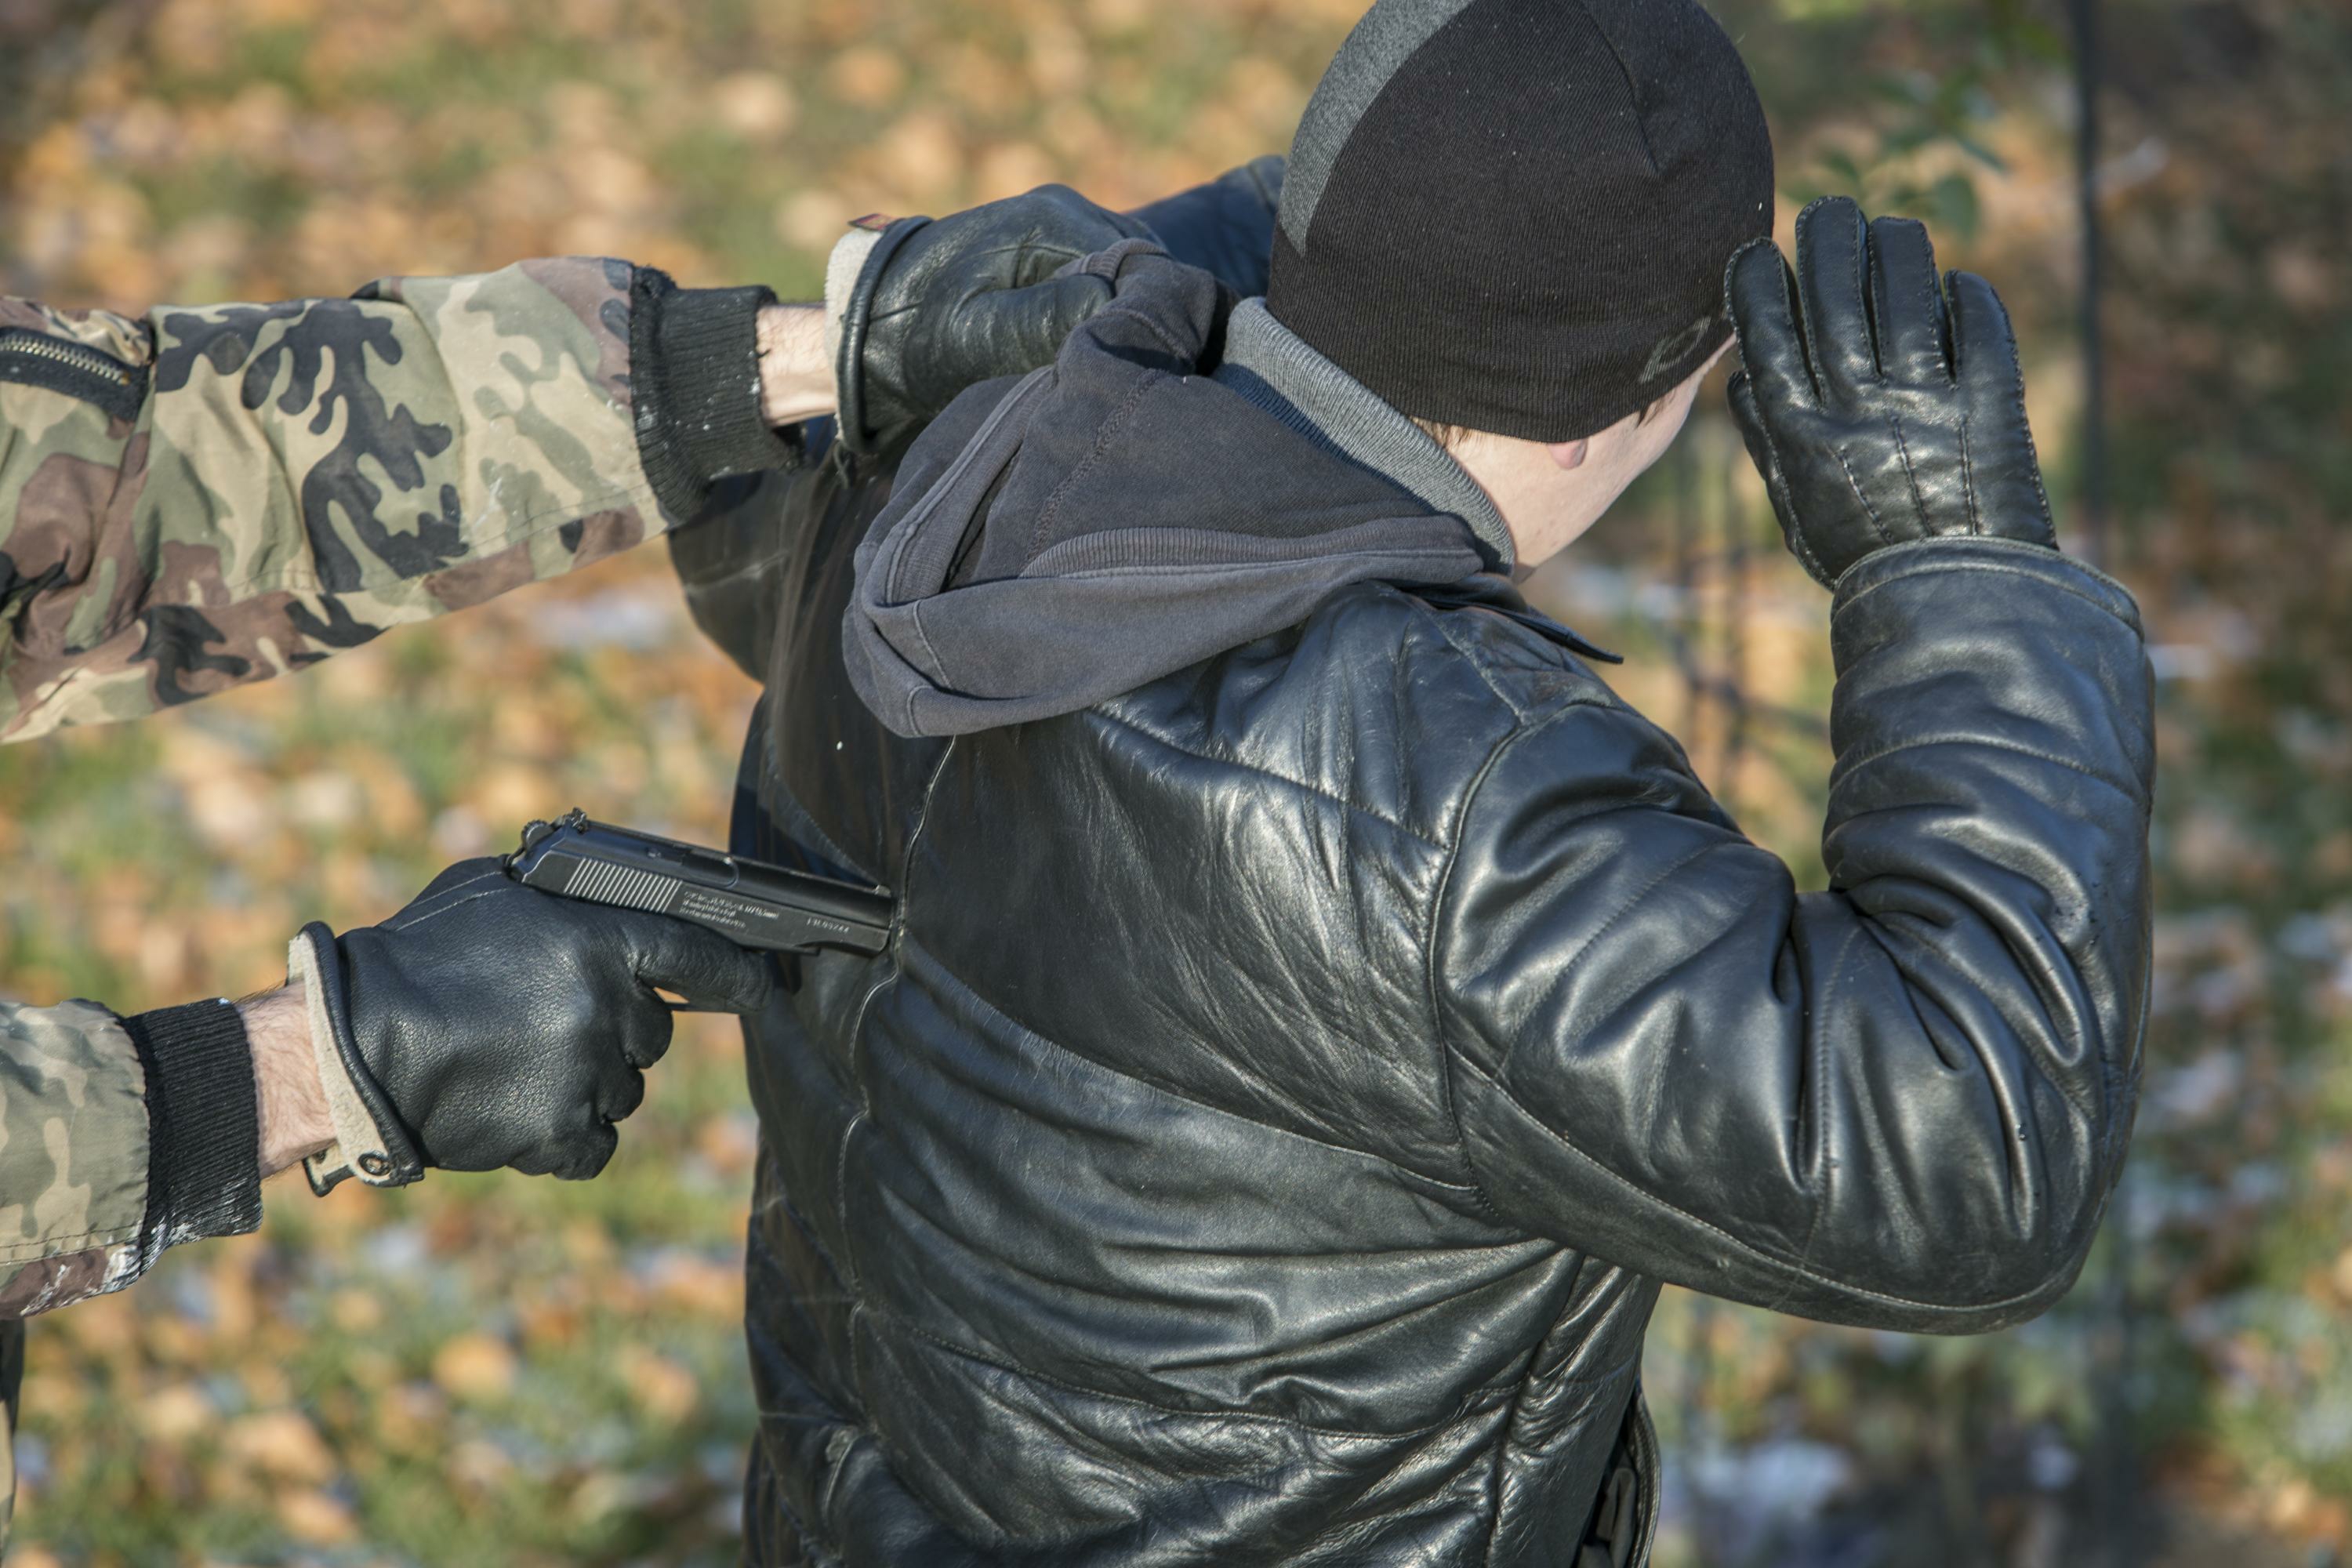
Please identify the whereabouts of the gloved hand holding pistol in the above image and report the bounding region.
[0,157,1289,1335]
[273,859,774,1192]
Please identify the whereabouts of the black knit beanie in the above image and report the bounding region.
[1265,0,1775,443]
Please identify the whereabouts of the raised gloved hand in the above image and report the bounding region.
[1126,155,1287,301]
[1724,196,2056,590]
[835,184,1156,459]
[289,859,772,1190]
[832,162,1288,460]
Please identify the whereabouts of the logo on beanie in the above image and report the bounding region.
[1639,314,1719,384]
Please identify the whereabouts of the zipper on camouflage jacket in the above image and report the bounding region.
[0,328,146,424]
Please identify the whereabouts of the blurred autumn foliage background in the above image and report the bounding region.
[1,0,2347,1563]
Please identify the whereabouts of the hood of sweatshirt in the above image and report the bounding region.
[844,242,1559,739]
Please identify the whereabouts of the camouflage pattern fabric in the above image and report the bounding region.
[0,258,684,1545]
[0,1000,151,1319]
[0,998,152,1550]
[0,1317,18,1543]
[0,257,665,741]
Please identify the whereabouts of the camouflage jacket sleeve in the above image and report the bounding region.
[0,262,800,741]
[0,994,263,1319]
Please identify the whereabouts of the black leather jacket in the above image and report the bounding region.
[668,147,2154,1568]
[674,412,2153,1563]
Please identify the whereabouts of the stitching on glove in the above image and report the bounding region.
[1744,398,1831,586]
[1833,443,1895,550]
[1907,236,1947,382]
[380,869,512,932]
[1994,286,2056,535]
[1890,413,1930,526]
[1849,218,1871,380]
[2024,425,2053,533]
[1958,412,1983,536]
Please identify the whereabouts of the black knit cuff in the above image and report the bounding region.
[120,999,263,1266]
[629,270,805,522]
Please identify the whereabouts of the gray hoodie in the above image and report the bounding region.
[844,243,1553,739]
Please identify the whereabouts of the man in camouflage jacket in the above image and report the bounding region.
[0,169,1270,1544]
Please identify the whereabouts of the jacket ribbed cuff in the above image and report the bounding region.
[119,998,263,1266]
[628,269,804,523]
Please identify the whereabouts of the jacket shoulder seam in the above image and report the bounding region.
[1406,590,1604,728]
[1414,641,1639,1227]
[1422,713,1543,1229]
[1082,706,1441,847]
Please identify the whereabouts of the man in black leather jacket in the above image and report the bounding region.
[675,2,2154,1562]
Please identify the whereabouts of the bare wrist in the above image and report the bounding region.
[757,303,836,426]
[241,982,335,1178]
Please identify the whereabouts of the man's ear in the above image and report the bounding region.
[1547,438,1590,471]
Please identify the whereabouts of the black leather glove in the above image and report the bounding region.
[1125,155,1287,300]
[294,859,771,1185]
[837,184,1155,459]
[1724,195,2057,590]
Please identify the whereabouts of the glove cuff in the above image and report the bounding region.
[290,924,425,1196]
[822,226,887,380]
[833,215,931,456]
